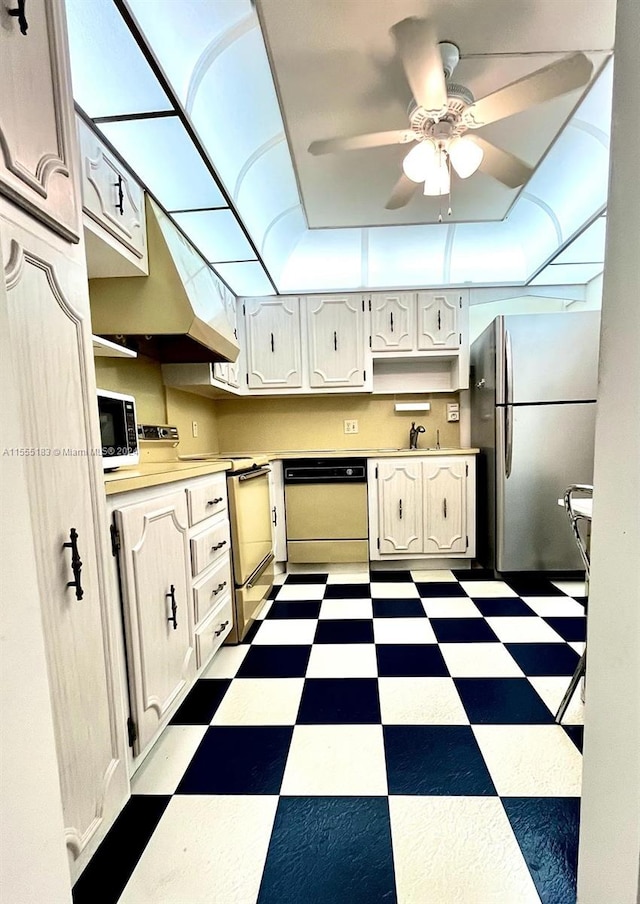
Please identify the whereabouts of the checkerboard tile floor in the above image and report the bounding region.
[73,568,587,904]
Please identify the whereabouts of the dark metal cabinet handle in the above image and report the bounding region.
[8,0,28,34]
[443,498,448,519]
[207,496,223,506]
[63,528,84,600]
[399,499,403,520]
[214,620,230,637]
[437,309,442,330]
[211,540,227,552]
[333,330,337,351]
[211,581,227,597]
[166,584,178,630]
[113,175,124,215]
[270,332,275,352]
[272,506,277,526]
[390,311,394,332]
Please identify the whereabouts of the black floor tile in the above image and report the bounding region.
[506,643,580,677]
[454,678,555,724]
[285,573,328,584]
[265,601,323,620]
[504,575,569,596]
[237,645,312,678]
[473,597,537,617]
[452,568,496,580]
[176,726,293,794]
[376,644,449,677]
[314,619,374,644]
[416,581,468,597]
[72,795,171,904]
[323,583,371,598]
[563,725,584,753]
[384,725,496,795]
[170,678,231,725]
[297,678,381,724]
[430,618,499,643]
[372,598,427,618]
[543,617,587,642]
[258,797,396,904]
[502,797,580,904]
[242,620,262,644]
[369,569,413,582]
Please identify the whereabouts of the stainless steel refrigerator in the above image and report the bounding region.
[470,311,600,573]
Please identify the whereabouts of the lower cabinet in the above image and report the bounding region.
[369,456,476,560]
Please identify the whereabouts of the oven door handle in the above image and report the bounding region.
[246,552,275,589]
[238,466,271,481]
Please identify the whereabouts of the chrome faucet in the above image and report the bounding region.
[409,422,426,449]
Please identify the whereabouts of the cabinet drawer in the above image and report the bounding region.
[195,596,233,669]
[187,474,227,526]
[193,556,232,623]
[191,518,231,576]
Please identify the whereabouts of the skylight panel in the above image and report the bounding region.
[173,210,256,264]
[530,263,604,286]
[214,262,275,297]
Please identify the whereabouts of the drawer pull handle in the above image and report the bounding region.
[270,332,275,353]
[207,497,223,506]
[390,311,394,332]
[113,175,124,215]
[333,330,338,351]
[443,498,448,519]
[214,620,230,637]
[166,584,178,630]
[63,527,84,600]
[399,499,403,520]
[211,540,227,552]
[437,309,442,330]
[211,580,227,597]
[8,0,28,34]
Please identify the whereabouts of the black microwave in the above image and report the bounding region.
[97,389,139,471]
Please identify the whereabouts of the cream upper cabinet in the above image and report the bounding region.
[77,116,148,276]
[423,458,468,553]
[245,296,303,389]
[114,490,196,756]
[417,292,462,350]
[0,0,80,243]
[370,293,415,352]
[307,295,367,388]
[376,459,424,555]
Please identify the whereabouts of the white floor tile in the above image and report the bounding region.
[373,617,437,645]
[551,579,587,597]
[131,726,207,795]
[421,597,483,618]
[458,580,518,598]
[319,599,373,619]
[251,619,317,645]
[200,644,249,679]
[211,678,304,726]
[409,569,457,582]
[118,796,278,904]
[389,796,541,904]
[306,643,378,678]
[379,678,469,725]
[275,583,326,601]
[528,677,585,725]
[370,582,420,599]
[485,616,565,643]
[326,566,370,582]
[473,725,583,796]
[569,641,586,655]
[281,725,387,795]
[521,596,586,617]
[439,643,524,677]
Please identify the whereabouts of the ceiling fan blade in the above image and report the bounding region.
[471,136,533,188]
[463,52,594,128]
[308,130,415,155]
[391,17,447,115]
[385,173,419,210]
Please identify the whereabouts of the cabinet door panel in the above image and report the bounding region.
[246,297,302,388]
[377,460,423,554]
[0,0,79,242]
[423,459,467,553]
[417,292,460,349]
[307,295,365,387]
[115,491,196,754]
[371,293,414,351]
[2,212,127,871]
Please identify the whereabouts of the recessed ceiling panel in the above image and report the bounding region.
[530,263,603,285]
[66,0,172,117]
[279,230,363,292]
[554,218,607,265]
[215,262,275,297]
[367,225,449,287]
[172,210,256,264]
[98,118,226,212]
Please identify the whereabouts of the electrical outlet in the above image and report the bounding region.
[192,420,198,437]
[446,403,460,423]
[344,419,359,434]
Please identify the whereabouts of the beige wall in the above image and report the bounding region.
[215,393,461,453]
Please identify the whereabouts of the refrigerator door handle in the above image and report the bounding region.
[505,329,513,407]
[505,405,513,478]
[504,330,514,478]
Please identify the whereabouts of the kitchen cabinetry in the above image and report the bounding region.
[368,456,476,561]
[245,296,303,389]
[370,293,415,352]
[417,291,461,350]
[1,0,129,881]
[268,460,288,564]
[77,115,148,277]
[307,295,367,388]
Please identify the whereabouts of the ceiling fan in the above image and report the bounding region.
[308,18,594,211]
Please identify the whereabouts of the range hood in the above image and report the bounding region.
[89,197,240,364]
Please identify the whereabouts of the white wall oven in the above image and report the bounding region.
[97,389,139,470]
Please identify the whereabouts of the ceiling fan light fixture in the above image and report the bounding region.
[402,139,437,182]
[423,150,450,196]
[448,135,484,178]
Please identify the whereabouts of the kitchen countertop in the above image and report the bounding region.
[104,448,479,495]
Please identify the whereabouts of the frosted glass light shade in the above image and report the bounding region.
[448,135,484,179]
[423,153,450,196]
[402,141,437,183]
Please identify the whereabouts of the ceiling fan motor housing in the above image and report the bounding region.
[439,42,460,79]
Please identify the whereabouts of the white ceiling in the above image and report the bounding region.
[64,0,616,296]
